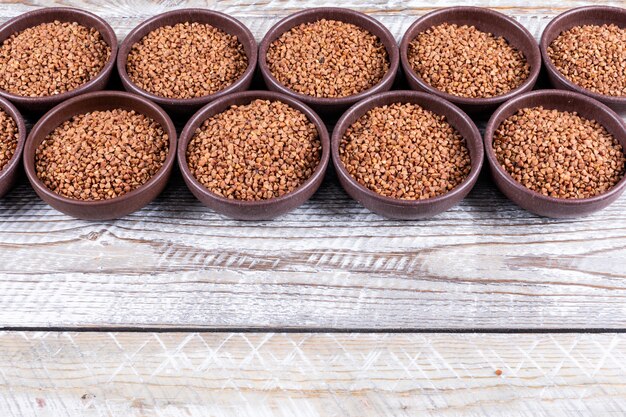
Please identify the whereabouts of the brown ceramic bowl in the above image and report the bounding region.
[23,91,177,220]
[332,91,484,219]
[400,7,541,116]
[0,97,26,198]
[0,7,117,114]
[258,7,399,115]
[541,6,626,115]
[117,9,257,115]
[178,90,330,220]
[485,90,626,218]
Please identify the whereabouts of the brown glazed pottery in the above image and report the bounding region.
[178,90,330,220]
[258,7,399,115]
[484,90,626,218]
[540,6,626,115]
[0,97,26,198]
[117,9,257,115]
[0,7,118,114]
[23,91,177,220]
[400,6,541,116]
[332,91,484,219]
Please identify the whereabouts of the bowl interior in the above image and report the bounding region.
[24,93,177,204]
[118,9,257,100]
[0,8,117,98]
[333,91,484,205]
[259,8,398,103]
[178,91,330,206]
[401,7,540,102]
[485,91,626,201]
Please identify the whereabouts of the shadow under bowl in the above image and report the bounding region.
[117,9,257,115]
[0,7,118,114]
[540,6,626,115]
[23,91,177,220]
[400,6,541,117]
[331,90,484,220]
[258,7,399,116]
[484,89,626,218]
[0,97,27,198]
[178,90,330,220]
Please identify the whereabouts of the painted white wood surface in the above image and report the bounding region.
[0,0,625,330]
[2,332,626,416]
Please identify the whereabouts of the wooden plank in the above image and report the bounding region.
[1,173,626,330]
[0,0,626,330]
[1,331,626,416]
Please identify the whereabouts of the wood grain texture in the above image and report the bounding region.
[0,0,625,330]
[1,0,625,41]
[2,332,626,416]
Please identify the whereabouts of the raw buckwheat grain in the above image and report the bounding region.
[0,21,110,97]
[126,22,248,99]
[340,102,471,200]
[187,99,321,201]
[547,24,626,97]
[35,109,169,201]
[266,19,390,98]
[493,106,626,199]
[408,23,530,98]
[0,109,18,171]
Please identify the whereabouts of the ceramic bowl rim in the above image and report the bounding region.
[23,90,178,209]
[0,7,118,105]
[484,89,626,206]
[258,7,400,107]
[0,97,27,185]
[116,8,258,108]
[331,90,485,208]
[539,5,626,107]
[177,90,331,209]
[399,6,542,107]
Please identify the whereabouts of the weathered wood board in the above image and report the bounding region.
[2,332,626,416]
[0,0,625,330]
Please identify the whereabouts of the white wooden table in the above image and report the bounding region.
[1,0,625,415]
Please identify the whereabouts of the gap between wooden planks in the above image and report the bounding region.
[0,0,625,331]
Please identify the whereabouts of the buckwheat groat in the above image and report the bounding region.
[187,99,321,201]
[408,23,530,98]
[340,102,471,200]
[126,22,248,99]
[0,21,110,97]
[548,24,626,97]
[35,109,169,201]
[0,109,18,171]
[266,19,390,98]
[493,106,626,199]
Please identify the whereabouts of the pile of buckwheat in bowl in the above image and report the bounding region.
[126,22,249,100]
[0,21,110,97]
[407,23,530,99]
[339,102,472,200]
[493,106,626,199]
[0,108,18,172]
[35,109,169,201]
[547,24,626,97]
[186,99,322,201]
[266,19,390,99]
